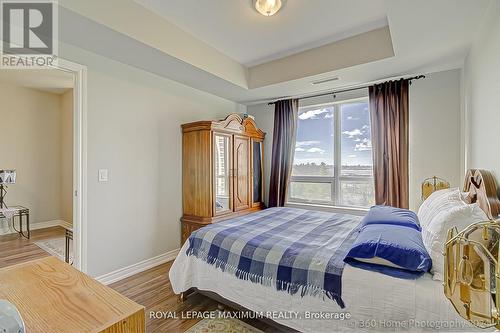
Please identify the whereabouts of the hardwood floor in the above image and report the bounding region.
[0,226,65,269]
[0,227,282,332]
[110,261,282,333]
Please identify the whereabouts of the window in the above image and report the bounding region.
[289,97,375,208]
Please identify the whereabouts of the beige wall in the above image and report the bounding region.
[408,69,462,211]
[0,83,73,229]
[463,2,500,182]
[248,69,463,212]
[59,42,246,277]
[60,90,74,224]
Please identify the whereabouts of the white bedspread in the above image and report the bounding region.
[170,242,482,332]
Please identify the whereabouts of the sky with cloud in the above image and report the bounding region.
[294,101,372,166]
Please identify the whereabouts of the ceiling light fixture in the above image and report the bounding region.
[254,0,282,16]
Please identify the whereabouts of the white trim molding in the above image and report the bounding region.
[51,58,88,273]
[58,220,73,230]
[286,202,368,216]
[0,219,72,236]
[96,248,180,285]
[0,55,87,272]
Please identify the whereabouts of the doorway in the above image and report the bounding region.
[0,59,87,271]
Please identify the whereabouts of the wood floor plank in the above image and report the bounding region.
[0,226,65,269]
[109,261,281,333]
[1,227,279,332]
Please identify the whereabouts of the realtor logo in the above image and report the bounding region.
[1,0,58,68]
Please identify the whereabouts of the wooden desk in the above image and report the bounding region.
[0,257,145,333]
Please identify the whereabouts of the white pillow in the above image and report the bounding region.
[418,188,462,232]
[419,191,488,281]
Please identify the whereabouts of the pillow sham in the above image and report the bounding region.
[344,223,432,279]
[422,202,487,281]
[362,205,420,231]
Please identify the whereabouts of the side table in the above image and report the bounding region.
[0,205,30,239]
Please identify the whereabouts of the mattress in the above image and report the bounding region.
[170,241,482,332]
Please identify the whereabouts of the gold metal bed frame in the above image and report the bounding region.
[444,169,500,329]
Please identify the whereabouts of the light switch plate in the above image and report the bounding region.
[98,169,109,182]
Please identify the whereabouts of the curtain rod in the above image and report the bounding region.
[267,75,426,105]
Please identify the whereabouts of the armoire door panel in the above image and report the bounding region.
[251,138,264,207]
[213,133,233,216]
[233,135,250,211]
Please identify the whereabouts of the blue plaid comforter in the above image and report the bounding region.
[186,207,363,308]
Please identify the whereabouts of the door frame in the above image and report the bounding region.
[0,56,88,272]
[51,58,88,272]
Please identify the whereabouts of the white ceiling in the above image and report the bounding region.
[0,69,74,94]
[135,0,389,66]
[61,0,492,104]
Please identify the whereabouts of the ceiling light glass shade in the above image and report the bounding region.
[255,0,282,16]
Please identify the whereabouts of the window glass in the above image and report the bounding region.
[289,97,374,208]
[340,101,373,176]
[340,180,375,207]
[289,182,332,203]
[292,106,334,176]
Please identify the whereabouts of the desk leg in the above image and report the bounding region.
[15,212,30,239]
[26,212,30,239]
[9,211,30,239]
[65,233,70,263]
[19,214,23,237]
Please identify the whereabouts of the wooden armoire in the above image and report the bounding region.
[180,114,266,243]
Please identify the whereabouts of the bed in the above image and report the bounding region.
[169,170,499,332]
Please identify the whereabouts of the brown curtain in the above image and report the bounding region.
[369,79,409,208]
[268,99,298,207]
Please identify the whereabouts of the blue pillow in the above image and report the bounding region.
[362,205,421,231]
[344,224,432,279]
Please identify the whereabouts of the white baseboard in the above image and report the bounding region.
[57,220,72,230]
[96,248,180,285]
[1,217,178,286]
[0,219,71,236]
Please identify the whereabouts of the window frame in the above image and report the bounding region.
[287,97,374,209]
